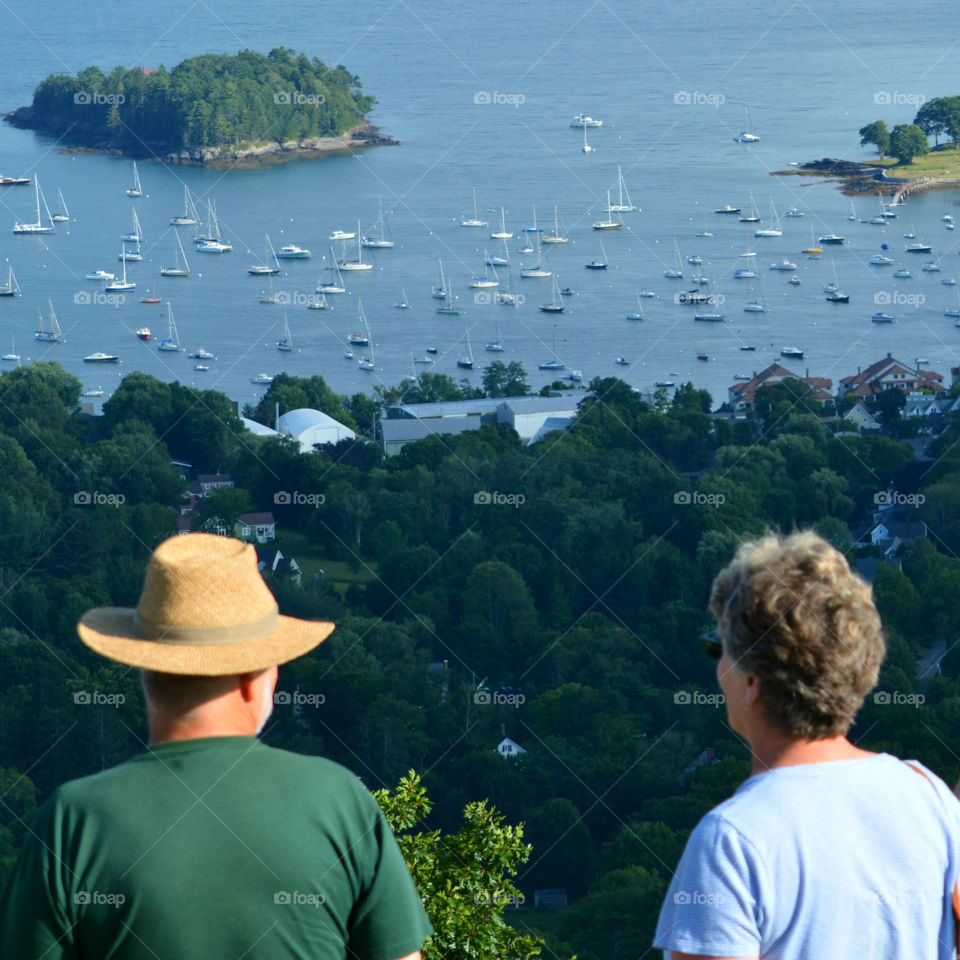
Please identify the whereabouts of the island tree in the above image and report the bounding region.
[889,123,930,164]
[859,120,890,160]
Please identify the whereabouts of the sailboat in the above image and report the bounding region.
[542,206,569,244]
[140,284,161,304]
[739,192,761,223]
[802,224,823,255]
[627,291,645,321]
[195,201,232,252]
[538,329,565,370]
[51,188,69,222]
[348,300,371,346]
[277,314,293,351]
[826,263,849,302]
[13,179,55,234]
[491,207,513,239]
[733,105,760,143]
[520,231,551,278]
[540,275,566,312]
[34,300,62,342]
[126,161,142,198]
[693,280,725,320]
[461,187,488,227]
[608,166,637,212]
[664,240,683,279]
[0,266,20,297]
[743,280,766,312]
[485,317,504,352]
[259,276,278,304]
[338,221,373,271]
[754,201,782,237]
[160,232,190,277]
[122,207,143,243]
[487,237,511,266]
[356,303,375,370]
[157,303,182,350]
[307,291,329,311]
[106,250,135,291]
[169,186,199,226]
[585,237,608,270]
[316,247,347,293]
[456,327,474,368]
[470,254,499,289]
[361,198,394,248]
[592,191,622,230]
[2,337,20,361]
[248,234,281,275]
[119,209,143,261]
[436,260,460,314]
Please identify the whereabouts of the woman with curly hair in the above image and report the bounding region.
[655,530,960,960]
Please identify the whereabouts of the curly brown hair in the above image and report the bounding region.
[710,530,885,739]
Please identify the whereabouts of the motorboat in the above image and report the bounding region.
[571,114,603,127]
[83,352,119,363]
[781,347,804,359]
[276,244,311,259]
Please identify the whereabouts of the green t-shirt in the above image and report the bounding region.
[0,736,432,959]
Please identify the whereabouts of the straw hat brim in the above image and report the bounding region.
[77,607,335,676]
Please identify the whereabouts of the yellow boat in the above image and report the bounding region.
[802,246,822,255]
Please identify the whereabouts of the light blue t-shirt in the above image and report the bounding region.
[655,754,960,959]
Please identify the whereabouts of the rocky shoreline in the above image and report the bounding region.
[2,108,398,169]
[775,157,960,199]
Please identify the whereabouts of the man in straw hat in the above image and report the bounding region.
[0,533,433,959]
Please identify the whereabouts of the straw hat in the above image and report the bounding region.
[77,533,335,675]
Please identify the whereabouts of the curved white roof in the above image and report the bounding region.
[241,417,280,438]
[277,408,356,442]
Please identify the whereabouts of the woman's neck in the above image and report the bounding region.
[749,729,875,777]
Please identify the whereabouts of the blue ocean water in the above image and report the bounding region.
[1,0,959,408]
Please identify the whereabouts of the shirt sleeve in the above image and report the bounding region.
[346,793,433,960]
[0,798,74,960]
[653,811,765,958]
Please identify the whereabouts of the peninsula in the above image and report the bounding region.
[3,48,396,168]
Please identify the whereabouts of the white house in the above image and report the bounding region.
[277,408,356,453]
[496,736,526,759]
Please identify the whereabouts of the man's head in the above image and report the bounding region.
[710,530,885,740]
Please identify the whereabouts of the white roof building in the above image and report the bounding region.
[277,408,356,453]
[241,417,281,439]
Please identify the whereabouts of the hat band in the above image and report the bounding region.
[133,607,280,645]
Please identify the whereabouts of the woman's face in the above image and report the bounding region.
[716,642,752,737]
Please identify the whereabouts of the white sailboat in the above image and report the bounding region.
[538,329,565,370]
[664,240,683,279]
[0,266,20,297]
[356,301,375,370]
[520,231,551,278]
[122,207,143,243]
[51,188,69,222]
[456,327,474,368]
[739,192,761,223]
[247,234,281,275]
[627,291,645,321]
[608,166,637,212]
[13,179,55,234]
[470,254,499,289]
[317,247,347,294]
[160,231,190,277]
[361,198,394,248]
[754,201,783,237]
[106,251,135,291]
[277,314,293,351]
[542,206,569,244]
[592,191,622,230]
[169,186,199,226]
[733,105,760,143]
[491,207,513,239]
[2,336,20,361]
[34,300,62,342]
[338,221,373,271]
[487,237,511,266]
[540,275,565,312]
[436,260,460,314]
[126,161,142,198]
[196,201,232,252]
[461,187,488,227]
[485,317,504,352]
